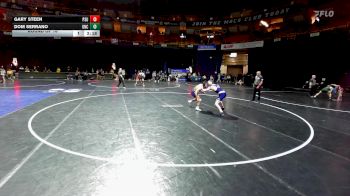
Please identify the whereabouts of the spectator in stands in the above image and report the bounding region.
[161,71,166,81]
[25,66,30,72]
[96,69,100,80]
[191,72,196,81]
[6,67,14,81]
[237,79,244,86]
[226,74,232,83]
[185,73,191,82]
[167,73,172,82]
[75,68,80,80]
[111,63,117,80]
[155,71,161,83]
[152,71,156,81]
[146,69,150,80]
[33,66,39,72]
[66,71,74,80]
[0,66,5,83]
[19,65,24,72]
[210,75,214,81]
[221,74,225,82]
[109,68,115,74]
[217,72,221,83]
[101,69,105,79]
[43,67,51,73]
[176,74,180,82]
[56,67,61,73]
[320,78,327,87]
[133,69,137,80]
[98,68,105,80]
[81,70,88,80]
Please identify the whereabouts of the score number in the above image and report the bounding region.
[73,30,83,37]
[73,30,99,37]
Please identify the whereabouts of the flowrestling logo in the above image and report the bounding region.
[314,10,334,18]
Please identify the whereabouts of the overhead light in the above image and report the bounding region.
[207,34,214,39]
[260,20,269,28]
[311,15,320,24]
[180,33,186,39]
[229,52,237,58]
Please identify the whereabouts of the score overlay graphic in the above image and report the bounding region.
[12,15,100,37]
